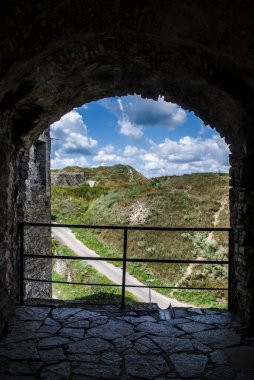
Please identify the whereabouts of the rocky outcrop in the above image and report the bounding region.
[129,201,150,225]
[51,171,88,187]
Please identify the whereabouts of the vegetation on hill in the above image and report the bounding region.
[52,239,137,304]
[51,165,230,308]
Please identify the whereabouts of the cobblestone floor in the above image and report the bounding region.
[0,304,254,379]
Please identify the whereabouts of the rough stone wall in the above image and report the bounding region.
[23,129,52,299]
[0,124,20,334]
[229,148,254,335]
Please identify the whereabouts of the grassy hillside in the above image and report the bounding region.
[52,239,137,304]
[51,165,230,307]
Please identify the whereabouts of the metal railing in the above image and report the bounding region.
[18,222,232,309]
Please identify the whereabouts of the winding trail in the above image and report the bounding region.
[172,194,228,292]
[52,226,191,308]
[207,194,228,241]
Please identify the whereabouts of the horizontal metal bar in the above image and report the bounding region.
[151,286,228,291]
[126,258,229,265]
[23,254,123,261]
[23,278,228,291]
[23,278,122,287]
[19,221,231,232]
[22,253,229,265]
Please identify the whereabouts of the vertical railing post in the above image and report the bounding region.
[228,228,233,311]
[19,223,24,305]
[121,228,128,309]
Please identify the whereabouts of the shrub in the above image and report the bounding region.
[128,186,140,197]
[137,240,145,249]
[99,192,120,208]
[146,246,157,255]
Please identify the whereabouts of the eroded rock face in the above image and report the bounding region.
[0,0,254,333]
[51,171,88,187]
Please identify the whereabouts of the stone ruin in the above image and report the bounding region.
[23,129,52,299]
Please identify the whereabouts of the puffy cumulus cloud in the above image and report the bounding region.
[50,104,229,177]
[51,110,97,168]
[128,96,187,128]
[92,135,229,177]
[51,153,89,170]
[139,135,230,176]
[51,110,83,134]
[103,144,115,154]
[118,118,144,139]
[100,95,187,130]
[123,145,145,157]
[115,98,143,139]
[62,132,97,155]
[93,145,129,165]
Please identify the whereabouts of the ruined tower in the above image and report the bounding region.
[23,129,52,299]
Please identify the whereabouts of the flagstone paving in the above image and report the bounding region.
[0,304,254,379]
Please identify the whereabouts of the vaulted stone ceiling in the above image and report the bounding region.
[1,0,254,153]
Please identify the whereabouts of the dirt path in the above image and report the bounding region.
[172,194,228,292]
[207,194,228,240]
[52,226,192,308]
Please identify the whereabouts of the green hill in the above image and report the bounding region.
[52,164,148,188]
[51,165,230,308]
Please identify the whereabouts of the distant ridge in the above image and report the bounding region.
[51,164,148,187]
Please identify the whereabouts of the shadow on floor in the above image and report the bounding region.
[0,303,254,379]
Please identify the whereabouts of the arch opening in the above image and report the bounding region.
[20,95,231,310]
[9,76,254,336]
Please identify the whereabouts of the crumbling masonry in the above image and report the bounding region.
[23,129,51,299]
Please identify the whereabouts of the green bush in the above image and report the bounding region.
[75,182,106,200]
[101,192,119,208]
[128,186,140,197]
[146,246,157,255]
[137,240,145,249]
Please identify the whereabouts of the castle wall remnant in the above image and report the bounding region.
[23,129,52,299]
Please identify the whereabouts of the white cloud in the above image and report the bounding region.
[91,135,229,177]
[199,123,212,135]
[62,132,97,155]
[100,95,188,130]
[50,100,229,176]
[118,118,143,139]
[99,95,188,142]
[138,135,230,176]
[51,110,97,168]
[51,110,83,133]
[103,144,115,154]
[170,107,187,125]
[51,153,89,170]
[115,98,144,139]
[123,145,145,157]
[117,98,124,111]
[93,145,128,165]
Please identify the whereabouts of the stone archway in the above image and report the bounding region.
[1,0,254,334]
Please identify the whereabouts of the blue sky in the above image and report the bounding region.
[51,95,230,177]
